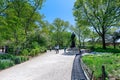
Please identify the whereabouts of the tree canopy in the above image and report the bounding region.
[73,0,120,49]
[0,0,45,48]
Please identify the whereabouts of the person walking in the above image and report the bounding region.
[64,47,66,54]
[56,45,59,54]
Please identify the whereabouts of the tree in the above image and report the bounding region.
[0,0,46,53]
[52,18,70,46]
[73,0,120,49]
[71,25,90,48]
[0,0,9,14]
[89,28,99,47]
[0,0,10,45]
[80,26,90,47]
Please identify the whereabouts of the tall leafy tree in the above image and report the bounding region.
[73,0,120,49]
[0,0,10,45]
[52,18,70,46]
[89,28,99,47]
[71,25,90,47]
[0,0,9,14]
[0,0,45,49]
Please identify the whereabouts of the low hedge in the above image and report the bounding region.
[92,47,120,53]
[0,54,14,60]
[21,49,29,56]
[29,47,47,57]
[0,54,29,70]
[0,59,14,69]
[0,46,47,70]
[14,56,29,64]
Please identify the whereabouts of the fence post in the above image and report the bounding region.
[102,65,106,80]
[90,71,94,80]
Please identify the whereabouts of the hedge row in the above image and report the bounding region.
[0,54,29,70]
[0,46,47,70]
[21,47,47,57]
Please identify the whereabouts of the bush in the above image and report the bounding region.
[40,47,47,53]
[35,48,40,55]
[37,47,40,52]
[14,56,29,64]
[21,49,29,56]
[14,56,21,64]
[29,47,46,57]
[31,42,39,49]
[20,56,29,62]
[92,47,120,53]
[0,54,14,60]
[8,47,14,54]
[29,49,36,57]
[0,54,29,70]
[0,59,14,69]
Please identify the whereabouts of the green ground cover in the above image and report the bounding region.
[0,45,47,70]
[82,53,120,79]
[0,54,29,70]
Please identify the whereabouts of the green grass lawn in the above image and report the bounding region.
[82,53,120,79]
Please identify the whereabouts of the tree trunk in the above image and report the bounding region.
[113,38,116,49]
[78,32,81,54]
[5,46,9,53]
[78,28,81,47]
[102,34,106,49]
[92,37,95,47]
[2,46,4,52]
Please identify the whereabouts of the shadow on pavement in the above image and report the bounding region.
[62,49,80,56]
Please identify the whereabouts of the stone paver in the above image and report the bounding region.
[0,50,75,80]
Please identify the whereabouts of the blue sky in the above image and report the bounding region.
[41,0,75,25]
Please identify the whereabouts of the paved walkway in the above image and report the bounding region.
[71,54,87,80]
[0,50,75,80]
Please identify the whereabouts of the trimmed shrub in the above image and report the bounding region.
[20,56,29,62]
[0,54,14,60]
[21,49,29,56]
[40,47,47,53]
[14,56,21,64]
[29,49,36,57]
[0,54,29,70]
[31,42,39,49]
[0,59,14,69]
[92,47,120,53]
[13,56,29,64]
[34,47,40,55]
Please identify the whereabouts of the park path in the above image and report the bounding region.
[0,50,75,80]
